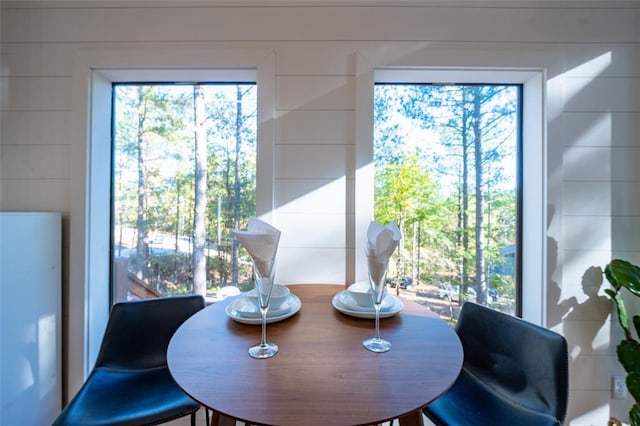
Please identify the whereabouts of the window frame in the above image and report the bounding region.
[70,47,275,397]
[355,59,546,326]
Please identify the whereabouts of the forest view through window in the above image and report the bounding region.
[374,83,521,323]
[111,83,257,304]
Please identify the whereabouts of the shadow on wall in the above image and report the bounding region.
[560,262,615,423]
[562,266,610,358]
[548,225,615,422]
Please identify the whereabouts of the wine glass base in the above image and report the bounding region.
[249,342,279,359]
[363,337,391,353]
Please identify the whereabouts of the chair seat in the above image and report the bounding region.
[423,368,562,426]
[54,367,199,426]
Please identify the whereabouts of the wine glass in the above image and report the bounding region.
[249,260,279,359]
[362,253,391,353]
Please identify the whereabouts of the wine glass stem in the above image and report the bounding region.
[260,307,268,347]
[374,303,382,340]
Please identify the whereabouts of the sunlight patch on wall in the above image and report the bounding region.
[564,52,612,79]
[561,52,612,118]
[275,177,346,215]
[565,112,612,148]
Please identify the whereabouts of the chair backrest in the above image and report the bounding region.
[456,302,569,423]
[95,295,205,370]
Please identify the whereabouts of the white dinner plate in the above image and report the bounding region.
[228,294,292,318]
[336,290,396,312]
[226,294,301,325]
[332,291,403,319]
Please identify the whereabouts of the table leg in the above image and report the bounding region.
[210,410,238,426]
[397,410,425,426]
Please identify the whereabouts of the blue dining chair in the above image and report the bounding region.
[423,302,569,426]
[53,295,205,426]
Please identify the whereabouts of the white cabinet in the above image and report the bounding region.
[1,212,61,425]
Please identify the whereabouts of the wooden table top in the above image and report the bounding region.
[168,284,463,426]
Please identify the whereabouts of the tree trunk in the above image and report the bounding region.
[412,221,417,285]
[416,221,421,286]
[231,87,244,285]
[192,85,208,297]
[472,88,487,304]
[135,88,149,280]
[461,88,470,293]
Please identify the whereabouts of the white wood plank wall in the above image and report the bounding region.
[2,1,640,424]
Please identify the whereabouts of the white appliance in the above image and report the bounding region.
[1,212,62,425]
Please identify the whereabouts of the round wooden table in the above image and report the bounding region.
[168,284,463,426]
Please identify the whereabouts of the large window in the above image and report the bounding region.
[373,82,521,322]
[69,50,274,395]
[111,83,258,304]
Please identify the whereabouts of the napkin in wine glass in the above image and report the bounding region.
[365,221,402,283]
[366,221,401,257]
[231,217,281,277]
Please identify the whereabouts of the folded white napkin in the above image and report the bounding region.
[366,221,401,258]
[365,221,402,284]
[231,217,281,277]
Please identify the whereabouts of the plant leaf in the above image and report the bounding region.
[634,315,640,339]
[606,262,622,290]
[630,404,640,426]
[605,288,617,299]
[628,371,640,402]
[613,291,631,339]
[607,259,640,297]
[618,340,640,374]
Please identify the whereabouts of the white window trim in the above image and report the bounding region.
[355,56,547,326]
[70,46,275,397]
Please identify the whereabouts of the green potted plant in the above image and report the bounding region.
[604,259,640,426]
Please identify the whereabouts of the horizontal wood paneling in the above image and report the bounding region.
[276,75,354,110]
[276,246,345,284]
[565,215,640,251]
[13,40,640,80]
[564,76,640,112]
[277,110,353,144]
[0,43,75,77]
[563,146,611,181]
[563,112,640,147]
[560,45,640,78]
[0,77,71,111]
[2,5,639,44]
[1,40,354,78]
[0,145,70,179]
[275,212,345,248]
[564,181,611,216]
[275,42,355,76]
[564,181,640,216]
[564,146,640,182]
[275,145,354,179]
[275,178,346,213]
[561,249,615,286]
[569,351,621,390]
[1,111,71,145]
[0,179,70,213]
[563,215,611,251]
[612,217,640,251]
